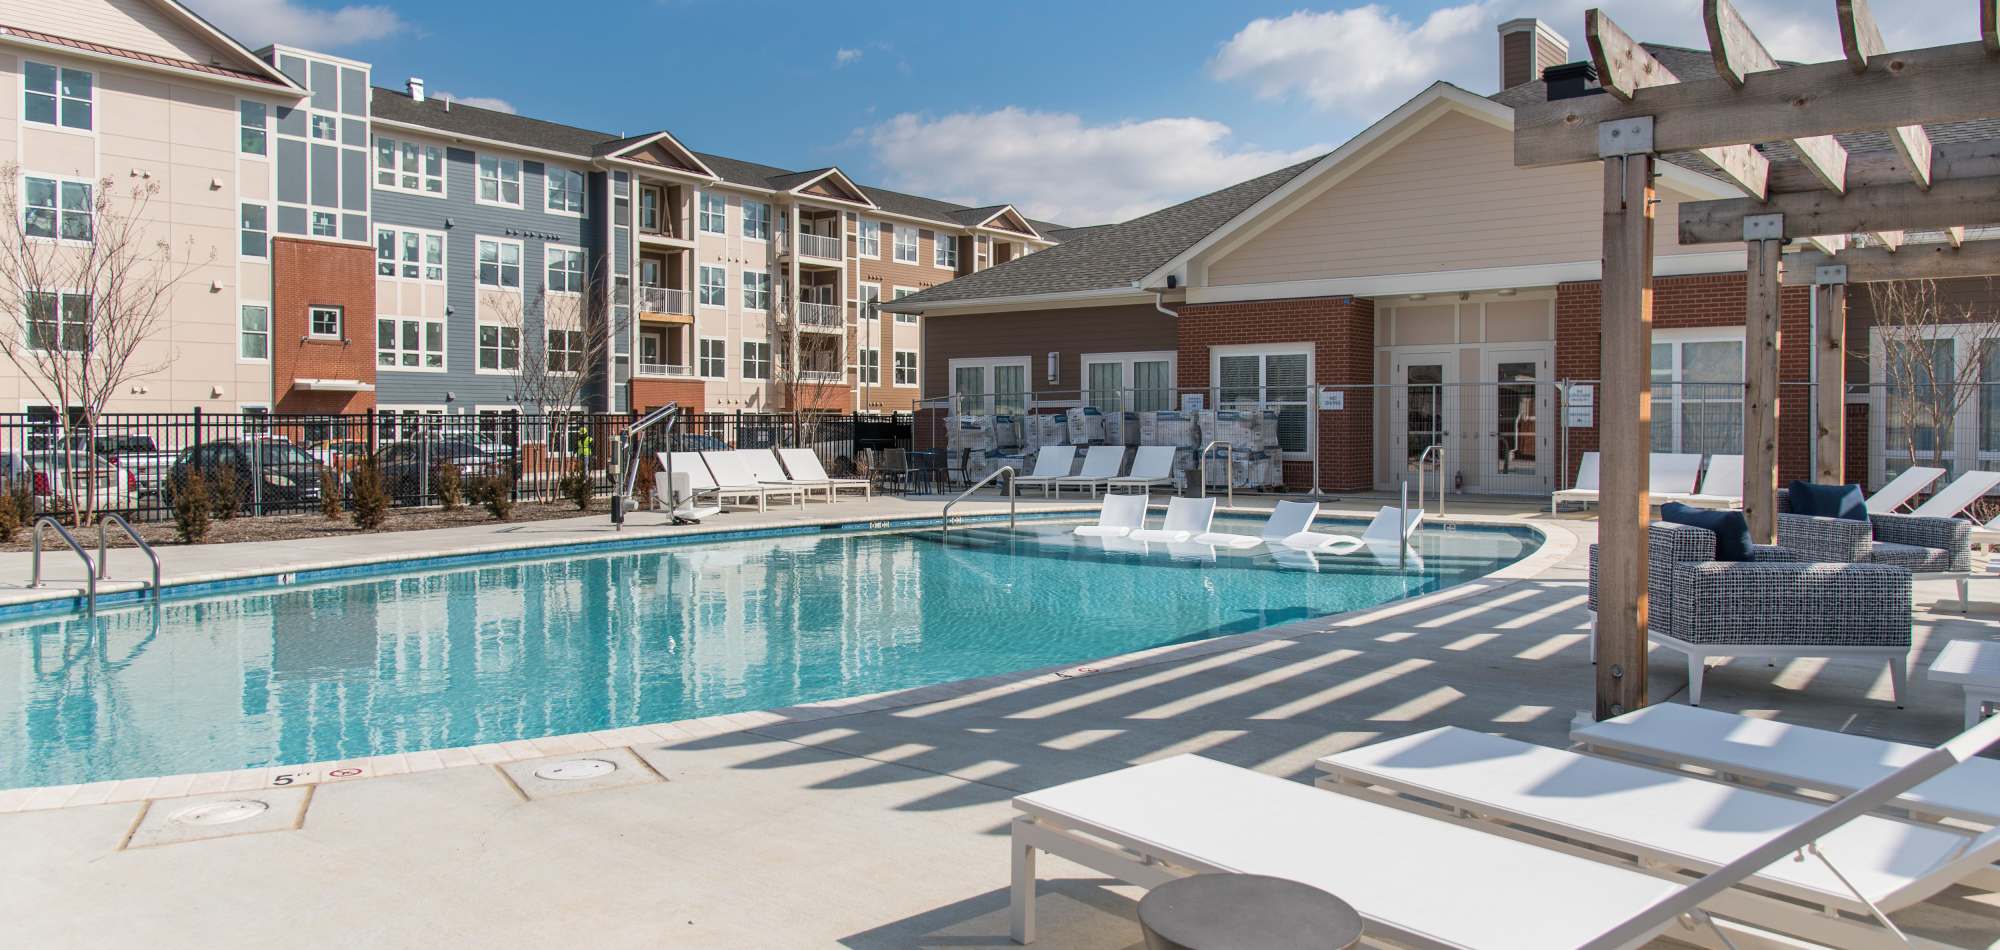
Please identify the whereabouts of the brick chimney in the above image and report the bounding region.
[1497,18,1569,90]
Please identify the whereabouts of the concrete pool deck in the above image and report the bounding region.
[2,497,1997,947]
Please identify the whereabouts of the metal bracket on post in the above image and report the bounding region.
[1813,264,1849,286]
[1742,213,1784,242]
[1596,117,1655,157]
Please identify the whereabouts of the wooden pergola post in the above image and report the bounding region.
[1813,266,1848,484]
[1596,136,1656,721]
[1742,215,1784,543]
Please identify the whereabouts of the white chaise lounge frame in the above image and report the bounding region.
[776,448,872,500]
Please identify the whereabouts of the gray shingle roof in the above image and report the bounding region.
[884,155,1325,311]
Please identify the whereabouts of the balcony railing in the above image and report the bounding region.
[795,232,842,261]
[638,286,690,315]
[795,301,843,331]
[798,369,846,384]
[637,362,692,378]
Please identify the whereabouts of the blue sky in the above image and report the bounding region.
[188,0,1981,226]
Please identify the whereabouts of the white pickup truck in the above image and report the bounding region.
[87,434,180,498]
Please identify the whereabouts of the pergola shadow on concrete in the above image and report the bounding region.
[1514,1,2000,717]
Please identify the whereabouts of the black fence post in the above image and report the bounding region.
[192,405,202,450]
[365,407,377,454]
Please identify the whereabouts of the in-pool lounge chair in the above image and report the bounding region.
[1867,465,1946,513]
[1103,445,1177,495]
[1318,721,2000,949]
[777,448,872,500]
[1009,715,2000,948]
[1011,446,1076,497]
[700,450,805,510]
[1193,499,1319,549]
[1676,454,1743,509]
[1286,505,1420,552]
[1907,468,2000,519]
[659,452,760,513]
[738,449,831,503]
[1129,496,1215,544]
[1072,494,1148,538]
[1054,445,1127,498]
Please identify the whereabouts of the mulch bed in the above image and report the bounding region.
[0,501,599,552]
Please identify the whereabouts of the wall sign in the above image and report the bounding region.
[1566,384,1594,428]
[1317,390,1345,411]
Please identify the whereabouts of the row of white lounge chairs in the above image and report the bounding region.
[1073,496,1422,553]
[1011,706,2000,949]
[1554,453,2000,525]
[651,448,871,515]
[1016,445,1184,498]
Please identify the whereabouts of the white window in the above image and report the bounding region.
[311,211,338,237]
[310,114,337,141]
[547,329,584,373]
[478,155,522,206]
[241,203,268,258]
[857,348,880,384]
[1214,346,1310,454]
[239,305,269,361]
[240,101,267,155]
[949,357,1030,415]
[698,265,727,307]
[638,186,662,231]
[24,292,87,352]
[1651,329,1745,456]
[934,232,958,269]
[1085,351,1177,413]
[857,219,881,258]
[375,136,444,195]
[698,193,726,233]
[1867,322,2000,484]
[742,340,772,380]
[893,286,918,324]
[741,270,770,311]
[308,306,342,339]
[546,245,585,294]
[741,200,770,241]
[893,350,918,387]
[892,225,918,263]
[477,237,522,288]
[24,177,91,242]
[376,226,444,281]
[479,324,521,371]
[857,283,881,321]
[546,166,585,214]
[698,337,727,378]
[24,62,91,131]
[377,316,446,370]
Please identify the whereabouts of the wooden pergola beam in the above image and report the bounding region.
[1838,0,1934,189]
[1986,0,1999,52]
[1706,0,1848,192]
[1588,10,1768,198]
[1680,174,2000,244]
[1767,139,2000,194]
[1515,42,2000,169]
[1782,238,2000,284]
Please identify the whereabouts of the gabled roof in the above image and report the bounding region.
[951,204,1041,239]
[136,0,298,88]
[775,167,874,207]
[372,87,613,156]
[593,130,717,179]
[0,0,300,93]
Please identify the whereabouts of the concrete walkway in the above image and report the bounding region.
[2,507,1997,948]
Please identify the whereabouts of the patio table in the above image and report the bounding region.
[1136,872,1361,950]
[1927,638,2000,728]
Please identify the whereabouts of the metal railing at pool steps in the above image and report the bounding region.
[941,466,1016,534]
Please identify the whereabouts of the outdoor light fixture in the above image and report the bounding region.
[1047,352,1059,383]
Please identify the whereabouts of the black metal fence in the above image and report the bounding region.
[0,409,913,522]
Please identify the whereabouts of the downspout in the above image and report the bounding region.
[1152,290,1179,319]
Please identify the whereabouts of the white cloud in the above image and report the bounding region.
[187,0,408,48]
[864,108,1327,225]
[835,48,864,67]
[433,91,516,114]
[1210,1,1983,117]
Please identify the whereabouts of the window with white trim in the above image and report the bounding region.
[239,100,267,155]
[309,306,342,339]
[376,226,444,280]
[24,177,91,242]
[857,282,881,321]
[375,136,444,195]
[698,265,726,307]
[698,337,726,378]
[25,62,91,131]
[477,155,522,206]
[698,193,726,233]
[377,316,445,370]
[239,305,268,361]
[857,348,880,384]
[1084,351,1176,414]
[241,203,268,258]
[893,350,918,386]
[934,232,958,269]
[547,329,584,373]
[546,245,585,294]
[1867,322,2000,483]
[857,219,881,258]
[741,200,770,241]
[546,166,585,214]
[892,286,918,324]
[892,225,918,263]
[477,237,522,288]
[742,340,772,380]
[310,114,337,141]
[479,324,520,371]
[741,270,770,311]
[25,292,87,352]
[1651,329,1744,455]
[949,357,1029,416]
[311,211,337,237]
[1215,346,1310,454]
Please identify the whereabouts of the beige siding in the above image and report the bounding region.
[15,0,227,64]
[1207,110,1723,287]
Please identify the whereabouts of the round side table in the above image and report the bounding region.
[1137,873,1362,950]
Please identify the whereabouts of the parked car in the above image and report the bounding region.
[0,450,139,515]
[87,434,179,497]
[375,440,504,500]
[165,438,324,510]
[310,439,372,472]
[437,428,520,476]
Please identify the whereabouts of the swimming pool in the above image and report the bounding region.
[0,516,1539,790]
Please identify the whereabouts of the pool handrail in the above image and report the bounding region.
[942,465,1016,534]
[1197,441,1235,509]
[96,512,160,604]
[31,515,97,616]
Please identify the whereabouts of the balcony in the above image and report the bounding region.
[637,362,693,378]
[795,302,843,332]
[798,369,846,384]
[638,287,691,316]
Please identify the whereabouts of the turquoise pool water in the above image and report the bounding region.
[0,517,1538,790]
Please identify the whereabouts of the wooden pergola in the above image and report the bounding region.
[1515,1,2000,718]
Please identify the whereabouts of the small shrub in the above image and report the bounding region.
[172,469,212,544]
[473,475,515,521]
[0,486,26,542]
[319,467,342,520]
[209,464,242,520]
[560,460,593,512]
[350,458,389,531]
[433,460,462,511]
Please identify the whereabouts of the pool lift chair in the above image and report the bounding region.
[613,403,719,528]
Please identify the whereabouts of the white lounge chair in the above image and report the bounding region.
[1676,454,1743,509]
[1550,451,1601,514]
[1165,541,1217,563]
[1008,716,2000,949]
[1072,494,1149,538]
[1129,496,1215,543]
[1103,445,1176,494]
[1319,723,2000,949]
[660,451,758,513]
[1867,465,1946,513]
[1053,445,1126,498]
[1193,499,1319,549]
[699,450,805,510]
[1285,505,1420,552]
[1011,445,1076,497]
[777,448,871,500]
[737,449,831,503]
[1646,452,1705,504]
[1907,468,2000,519]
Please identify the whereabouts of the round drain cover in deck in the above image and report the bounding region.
[170,800,271,826]
[533,758,618,782]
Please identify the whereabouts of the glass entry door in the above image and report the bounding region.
[1479,345,1553,493]
[1391,351,1455,489]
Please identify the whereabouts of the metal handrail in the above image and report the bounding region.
[1416,442,1446,518]
[941,465,1016,534]
[614,402,680,529]
[97,512,160,603]
[1198,441,1235,509]
[31,516,97,616]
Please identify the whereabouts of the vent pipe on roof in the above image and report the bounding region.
[407,77,425,103]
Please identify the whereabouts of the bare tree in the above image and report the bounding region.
[769,281,843,412]
[480,253,614,463]
[1871,277,2000,472]
[0,164,212,521]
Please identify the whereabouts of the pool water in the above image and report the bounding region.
[0,517,1538,789]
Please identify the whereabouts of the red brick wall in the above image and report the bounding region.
[271,238,376,414]
[630,378,704,413]
[1177,295,1376,491]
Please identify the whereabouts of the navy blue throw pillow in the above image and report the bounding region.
[1661,502,1753,562]
[1788,480,1867,521]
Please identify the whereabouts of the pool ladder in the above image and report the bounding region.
[30,513,161,616]
[940,465,1016,534]
[1197,441,1235,508]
